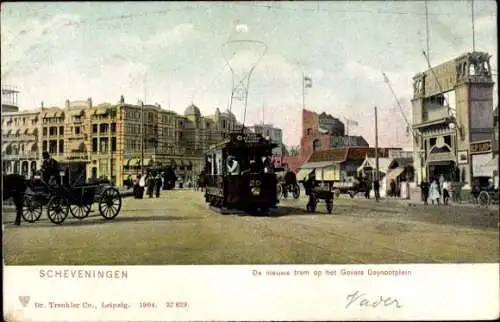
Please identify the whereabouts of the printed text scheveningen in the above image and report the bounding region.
[39,269,128,279]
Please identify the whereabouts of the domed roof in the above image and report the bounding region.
[184,104,201,117]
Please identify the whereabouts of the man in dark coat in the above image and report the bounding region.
[41,151,60,185]
[420,180,430,205]
[373,179,380,201]
[304,171,318,211]
[154,172,162,198]
[147,171,155,198]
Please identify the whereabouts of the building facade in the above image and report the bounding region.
[1,95,240,186]
[411,51,495,187]
[301,109,369,158]
[247,124,284,165]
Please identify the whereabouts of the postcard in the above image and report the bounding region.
[2,1,499,321]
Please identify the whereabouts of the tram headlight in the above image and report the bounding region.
[251,187,261,196]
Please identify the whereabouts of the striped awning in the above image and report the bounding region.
[296,168,313,182]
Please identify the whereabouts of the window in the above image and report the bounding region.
[306,128,312,136]
[93,124,98,133]
[100,124,108,133]
[111,123,116,132]
[49,141,57,154]
[59,140,64,153]
[429,138,437,146]
[49,127,57,136]
[59,126,64,135]
[313,139,322,152]
[92,138,98,152]
[111,137,117,152]
[43,128,47,136]
[43,141,48,151]
[75,127,81,135]
[444,135,451,147]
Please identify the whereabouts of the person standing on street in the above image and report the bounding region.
[147,171,155,198]
[154,172,162,198]
[138,174,146,199]
[420,180,430,205]
[429,179,441,206]
[442,178,450,205]
[373,179,380,201]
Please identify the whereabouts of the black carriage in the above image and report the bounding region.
[203,132,279,215]
[23,162,122,225]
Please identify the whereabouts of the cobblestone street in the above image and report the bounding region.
[3,190,499,265]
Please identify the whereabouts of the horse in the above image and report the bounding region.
[2,173,28,226]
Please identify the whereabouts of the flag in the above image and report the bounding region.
[346,118,359,126]
[304,76,312,88]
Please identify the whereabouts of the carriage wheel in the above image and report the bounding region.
[47,196,69,225]
[478,191,490,208]
[22,194,43,223]
[292,184,300,199]
[70,204,92,220]
[326,199,333,214]
[99,187,122,220]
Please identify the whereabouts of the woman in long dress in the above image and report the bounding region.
[429,179,441,205]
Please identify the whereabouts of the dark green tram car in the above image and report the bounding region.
[203,132,279,215]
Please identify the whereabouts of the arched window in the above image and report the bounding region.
[313,139,321,152]
[306,128,312,136]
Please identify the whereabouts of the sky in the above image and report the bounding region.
[1,1,497,149]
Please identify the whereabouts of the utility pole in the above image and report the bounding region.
[374,106,380,202]
[140,101,144,175]
[471,0,476,52]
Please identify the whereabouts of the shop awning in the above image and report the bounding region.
[385,167,405,182]
[296,168,313,182]
[474,155,498,177]
[299,161,336,169]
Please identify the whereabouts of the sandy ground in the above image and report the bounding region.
[2,190,499,265]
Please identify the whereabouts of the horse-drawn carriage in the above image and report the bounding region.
[307,186,334,214]
[203,132,279,215]
[23,162,122,225]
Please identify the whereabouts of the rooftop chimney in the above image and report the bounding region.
[87,97,93,108]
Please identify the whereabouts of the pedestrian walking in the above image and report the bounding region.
[155,172,162,198]
[147,171,155,198]
[429,179,441,205]
[138,174,146,199]
[133,175,141,199]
